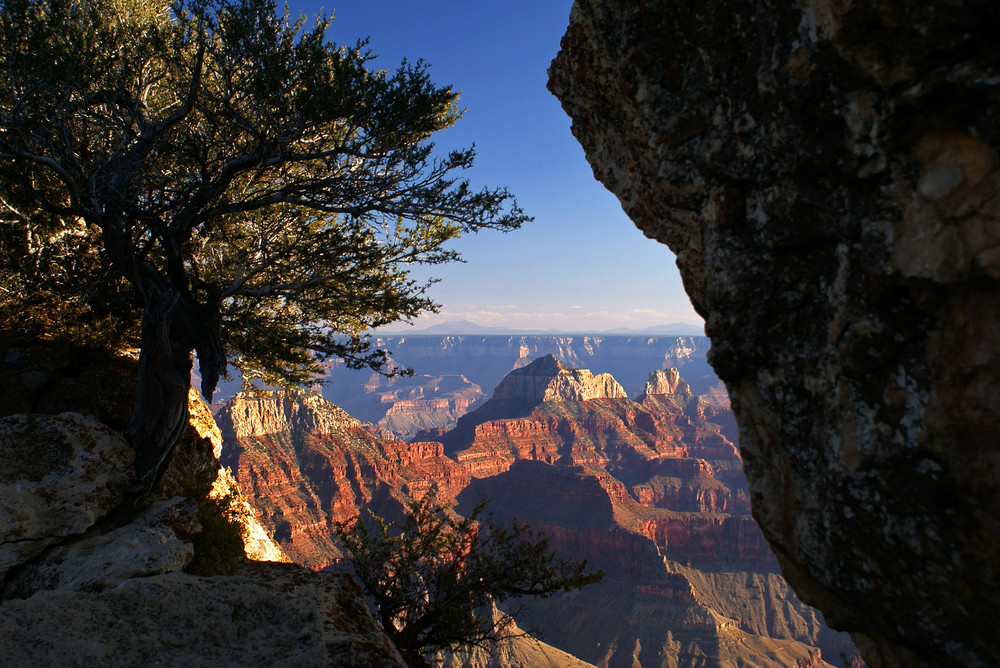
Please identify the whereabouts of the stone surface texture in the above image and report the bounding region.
[548,1,1000,666]
[0,412,134,575]
[0,340,402,666]
[0,562,405,667]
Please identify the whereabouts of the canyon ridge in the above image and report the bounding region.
[221,355,860,667]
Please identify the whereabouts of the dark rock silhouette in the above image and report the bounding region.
[549,1,1000,665]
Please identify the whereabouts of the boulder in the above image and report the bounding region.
[549,1,1000,665]
[0,341,400,666]
[0,412,134,576]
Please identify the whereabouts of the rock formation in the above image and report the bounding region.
[549,2,999,665]
[218,390,470,568]
[316,335,721,432]
[492,353,627,403]
[0,561,405,667]
[434,607,598,668]
[375,374,484,441]
[0,339,405,666]
[458,461,853,668]
[441,356,742,484]
[224,359,860,666]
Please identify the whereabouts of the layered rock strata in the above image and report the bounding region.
[224,359,859,666]
[441,356,743,488]
[458,461,852,668]
[549,1,1000,665]
[376,374,484,441]
[317,335,721,431]
[217,390,470,568]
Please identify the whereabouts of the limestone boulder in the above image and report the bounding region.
[5,496,197,597]
[0,412,133,576]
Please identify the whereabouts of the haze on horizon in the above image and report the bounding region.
[292,0,703,333]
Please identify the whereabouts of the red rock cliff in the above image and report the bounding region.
[217,390,469,569]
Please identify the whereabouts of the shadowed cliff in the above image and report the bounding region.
[549,2,1000,666]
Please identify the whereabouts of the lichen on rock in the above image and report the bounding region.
[0,340,400,666]
[549,1,1000,666]
[0,412,134,576]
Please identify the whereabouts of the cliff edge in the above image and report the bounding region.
[0,340,405,667]
[549,2,1000,666]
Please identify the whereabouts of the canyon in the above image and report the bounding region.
[222,355,859,667]
[313,335,720,441]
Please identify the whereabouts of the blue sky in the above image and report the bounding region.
[291,0,702,332]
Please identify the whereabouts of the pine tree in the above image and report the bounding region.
[337,492,602,666]
[0,0,527,490]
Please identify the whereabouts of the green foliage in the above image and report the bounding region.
[336,491,603,666]
[0,0,528,389]
[174,467,247,576]
[187,488,248,576]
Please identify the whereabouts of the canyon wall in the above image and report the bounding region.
[548,2,1000,666]
[458,461,853,668]
[217,390,471,568]
[225,359,860,666]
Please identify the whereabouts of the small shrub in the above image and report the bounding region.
[186,489,248,576]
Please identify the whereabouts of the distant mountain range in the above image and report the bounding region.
[375,319,705,336]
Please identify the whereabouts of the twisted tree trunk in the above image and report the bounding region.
[126,273,226,494]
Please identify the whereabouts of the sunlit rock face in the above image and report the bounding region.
[549,2,1000,666]
[217,390,471,568]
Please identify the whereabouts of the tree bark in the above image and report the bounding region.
[126,275,226,493]
[127,284,195,492]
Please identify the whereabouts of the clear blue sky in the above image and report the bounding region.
[290,0,702,332]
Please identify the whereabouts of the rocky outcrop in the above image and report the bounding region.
[641,368,691,399]
[0,407,403,666]
[549,2,999,666]
[0,413,134,576]
[0,340,403,666]
[491,354,627,404]
[1,561,405,667]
